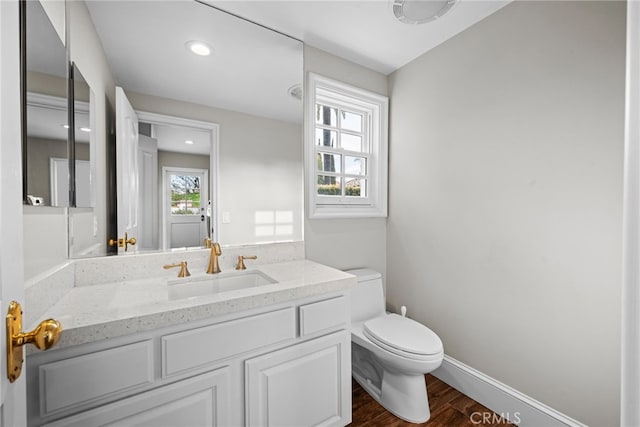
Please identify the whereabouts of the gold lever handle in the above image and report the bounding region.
[108,232,137,252]
[164,261,191,277]
[236,255,257,270]
[6,301,62,382]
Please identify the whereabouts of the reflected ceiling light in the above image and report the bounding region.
[61,124,70,129]
[80,127,91,132]
[185,40,212,56]
[392,0,457,24]
[185,140,194,145]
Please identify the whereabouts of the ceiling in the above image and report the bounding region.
[208,0,512,75]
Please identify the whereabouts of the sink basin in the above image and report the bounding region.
[168,269,277,300]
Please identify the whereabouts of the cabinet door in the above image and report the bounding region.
[245,331,351,427]
[43,368,230,427]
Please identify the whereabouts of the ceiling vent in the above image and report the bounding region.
[392,0,457,24]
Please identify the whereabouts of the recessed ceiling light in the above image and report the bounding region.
[80,127,91,133]
[185,140,194,145]
[61,124,70,129]
[185,40,212,56]
[392,0,457,24]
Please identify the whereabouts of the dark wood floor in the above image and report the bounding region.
[350,374,517,427]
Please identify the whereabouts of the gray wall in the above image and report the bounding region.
[303,46,389,278]
[386,2,625,426]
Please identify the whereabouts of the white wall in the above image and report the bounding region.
[386,2,625,426]
[303,46,388,278]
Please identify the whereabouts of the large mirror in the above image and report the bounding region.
[23,0,68,207]
[74,0,304,256]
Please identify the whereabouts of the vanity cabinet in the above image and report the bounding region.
[26,293,351,427]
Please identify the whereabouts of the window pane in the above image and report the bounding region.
[345,156,366,176]
[317,175,342,196]
[341,111,362,132]
[341,133,363,152]
[315,128,337,148]
[170,175,201,215]
[317,152,341,173]
[316,104,337,127]
[345,178,366,197]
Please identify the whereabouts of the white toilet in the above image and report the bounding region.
[347,269,444,423]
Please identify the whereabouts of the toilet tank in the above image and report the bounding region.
[346,269,385,324]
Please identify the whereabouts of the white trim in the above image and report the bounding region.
[432,355,587,427]
[135,111,220,244]
[305,72,388,219]
[621,1,640,426]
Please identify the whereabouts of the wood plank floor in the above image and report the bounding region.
[350,374,517,427]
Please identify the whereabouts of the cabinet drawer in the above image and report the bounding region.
[162,307,295,377]
[43,368,230,427]
[299,296,348,337]
[39,340,154,416]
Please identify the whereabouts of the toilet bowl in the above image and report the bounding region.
[347,269,444,423]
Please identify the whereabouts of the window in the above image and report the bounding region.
[306,73,388,218]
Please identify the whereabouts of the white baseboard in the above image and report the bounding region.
[431,355,587,427]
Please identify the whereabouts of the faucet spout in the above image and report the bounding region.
[207,242,222,274]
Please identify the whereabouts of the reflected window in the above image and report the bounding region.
[170,174,201,215]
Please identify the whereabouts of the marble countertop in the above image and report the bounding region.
[33,259,355,350]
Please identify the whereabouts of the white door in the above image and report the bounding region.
[138,135,158,250]
[163,168,208,249]
[0,0,27,423]
[115,87,139,252]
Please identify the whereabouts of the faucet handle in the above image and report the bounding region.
[236,255,257,270]
[400,306,407,317]
[163,261,191,277]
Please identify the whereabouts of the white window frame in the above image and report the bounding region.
[305,73,388,219]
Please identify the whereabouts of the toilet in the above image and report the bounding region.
[347,269,444,423]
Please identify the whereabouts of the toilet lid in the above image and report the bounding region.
[363,314,443,356]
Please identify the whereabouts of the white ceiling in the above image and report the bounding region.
[152,123,212,156]
[82,0,511,154]
[209,0,512,75]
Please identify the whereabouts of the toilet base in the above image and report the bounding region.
[353,370,430,423]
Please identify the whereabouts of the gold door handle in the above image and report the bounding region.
[108,232,137,252]
[6,301,62,382]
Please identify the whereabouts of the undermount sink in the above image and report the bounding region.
[168,269,277,300]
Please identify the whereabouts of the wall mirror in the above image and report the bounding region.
[76,0,304,256]
[23,0,68,207]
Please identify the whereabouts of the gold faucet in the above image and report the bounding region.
[207,242,222,274]
[163,261,191,277]
[236,255,257,270]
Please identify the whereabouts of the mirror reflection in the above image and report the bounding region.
[83,0,304,255]
[24,0,67,207]
[71,64,95,209]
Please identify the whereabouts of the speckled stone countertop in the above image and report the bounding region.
[25,242,355,351]
[32,259,355,350]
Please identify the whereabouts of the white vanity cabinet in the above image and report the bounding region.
[26,293,351,427]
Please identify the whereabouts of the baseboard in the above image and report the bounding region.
[431,355,587,427]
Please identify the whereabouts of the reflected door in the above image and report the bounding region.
[115,87,139,250]
[164,168,208,249]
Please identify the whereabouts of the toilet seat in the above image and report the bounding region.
[363,314,443,360]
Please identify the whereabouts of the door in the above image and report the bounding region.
[245,331,351,427]
[163,168,208,249]
[0,0,27,423]
[115,87,139,251]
